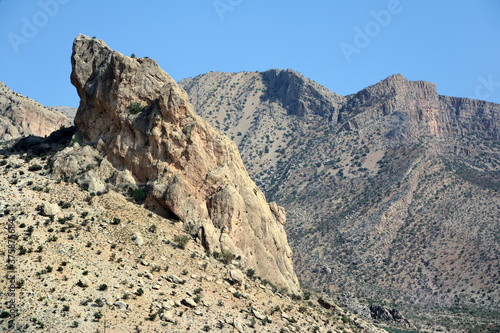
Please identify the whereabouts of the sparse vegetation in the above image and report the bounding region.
[128,102,143,114]
[173,234,189,249]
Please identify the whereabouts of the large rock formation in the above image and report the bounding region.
[52,34,299,292]
[0,82,70,141]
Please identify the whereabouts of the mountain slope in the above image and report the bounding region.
[180,71,500,331]
[0,152,386,333]
[0,82,70,141]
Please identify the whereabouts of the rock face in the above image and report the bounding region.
[0,82,70,141]
[260,69,345,118]
[337,74,500,141]
[54,34,299,292]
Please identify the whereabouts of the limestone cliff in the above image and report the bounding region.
[0,82,70,141]
[53,34,299,292]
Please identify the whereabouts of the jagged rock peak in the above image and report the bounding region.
[62,34,300,292]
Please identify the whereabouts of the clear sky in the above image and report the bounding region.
[0,0,499,108]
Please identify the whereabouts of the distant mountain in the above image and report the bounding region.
[0,82,70,141]
[180,70,500,331]
[49,106,77,124]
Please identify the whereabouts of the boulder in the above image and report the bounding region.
[230,269,245,287]
[132,232,144,246]
[114,301,128,311]
[181,298,197,308]
[41,203,59,216]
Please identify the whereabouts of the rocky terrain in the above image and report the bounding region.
[0,82,70,142]
[1,32,498,332]
[0,152,387,332]
[0,34,396,333]
[180,70,500,332]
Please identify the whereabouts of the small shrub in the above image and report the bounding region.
[98,284,108,291]
[130,188,146,203]
[173,235,189,249]
[16,279,24,288]
[221,249,235,264]
[128,102,143,114]
[18,245,27,255]
[28,164,43,172]
[94,311,103,321]
[246,268,255,278]
[80,297,92,306]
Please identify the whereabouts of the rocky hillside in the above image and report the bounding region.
[48,106,77,124]
[0,82,70,142]
[0,152,387,333]
[180,71,500,332]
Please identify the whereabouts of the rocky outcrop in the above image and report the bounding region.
[260,69,345,119]
[52,34,299,292]
[0,82,70,141]
[369,304,412,328]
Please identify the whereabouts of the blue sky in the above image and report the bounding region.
[0,0,499,107]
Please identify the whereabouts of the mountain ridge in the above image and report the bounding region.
[180,69,500,332]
